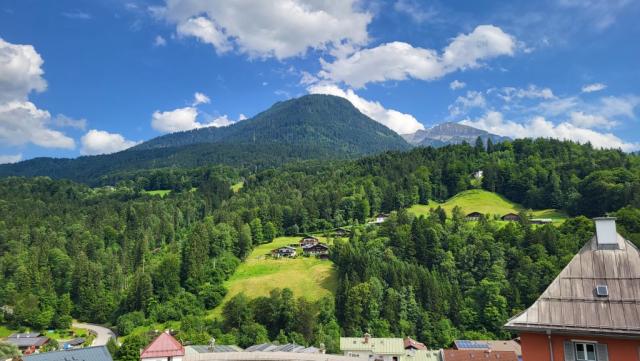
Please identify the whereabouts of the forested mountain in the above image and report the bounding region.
[137,94,410,151]
[0,95,410,184]
[402,122,509,147]
[1,139,639,356]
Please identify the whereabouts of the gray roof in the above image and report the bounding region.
[4,336,49,347]
[9,332,41,338]
[505,233,640,336]
[23,346,113,361]
[243,343,314,353]
[187,345,243,353]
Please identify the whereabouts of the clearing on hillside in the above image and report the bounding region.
[408,189,567,223]
[210,236,337,317]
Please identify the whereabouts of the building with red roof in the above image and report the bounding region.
[140,331,185,361]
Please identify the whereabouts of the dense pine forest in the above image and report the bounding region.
[1,139,640,358]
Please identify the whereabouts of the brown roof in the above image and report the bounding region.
[442,350,518,361]
[504,232,640,336]
[404,337,427,350]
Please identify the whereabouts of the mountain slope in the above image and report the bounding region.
[402,122,510,147]
[0,95,410,183]
[136,94,410,153]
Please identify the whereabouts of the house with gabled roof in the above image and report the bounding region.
[504,217,640,361]
[23,346,113,361]
[340,334,439,361]
[141,331,185,361]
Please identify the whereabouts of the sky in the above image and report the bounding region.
[1,0,639,163]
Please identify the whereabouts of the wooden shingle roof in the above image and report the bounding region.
[504,232,640,336]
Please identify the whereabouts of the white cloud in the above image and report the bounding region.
[0,38,76,150]
[0,101,75,149]
[152,92,240,133]
[80,129,139,155]
[0,38,47,103]
[176,16,232,53]
[497,85,554,102]
[449,90,486,116]
[319,25,515,88]
[393,0,436,23]
[152,106,200,133]
[449,80,466,90]
[308,83,424,134]
[461,111,639,152]
[156,0,372,60]
[154,35,167,47]
[0,153,22,164]
[54,114,87,130]
[192,92,210,106]
[582,83,607,93]
[569,111,617,129]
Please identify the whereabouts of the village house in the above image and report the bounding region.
[141,331,185,361]
[501,213,521,222]
[453,340,521,359]
[3,332,49,355]
[504,217,640,361]
[300,236,319,248]
[62,337,85,350]
[372,213,390,224]
[340,334,439,361]
[303,242,330,258]
[23,345,113,361]
[464,212,483,221]
[441,349,518,361]
[271,246,296,258]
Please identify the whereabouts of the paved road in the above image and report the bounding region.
[72,322,116,346]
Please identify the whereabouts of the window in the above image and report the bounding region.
[575,343,597,361]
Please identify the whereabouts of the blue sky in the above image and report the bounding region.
[1,0,639,162]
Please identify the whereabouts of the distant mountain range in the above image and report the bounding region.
[402,122,510,147]
[0,95,410,183]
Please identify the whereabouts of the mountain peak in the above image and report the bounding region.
[402,122,509,147]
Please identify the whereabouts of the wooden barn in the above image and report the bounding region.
[501,213,521,222]
[465,212,483,221]
[303,243,330,258]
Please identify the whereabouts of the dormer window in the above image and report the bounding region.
[596,285,609,297]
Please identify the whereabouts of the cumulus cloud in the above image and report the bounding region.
[80,129,139,155]
[582,83,607,93]
[319,25,515,88]
[308,83,424,134]
[155,0,372,59]
[0,101,75,149]
[449,80,466,90]
[569,111,617,129]
[154,35,167,47]
[152,92,241,133]
[461,111,639,152]
[0,38,76,150]
[0,153,22,164]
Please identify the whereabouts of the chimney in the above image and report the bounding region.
[363,332,371,344]
[594,217,619,249]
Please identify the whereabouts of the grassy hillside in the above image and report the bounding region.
[408,189,567,223]
[210,236,338,317]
